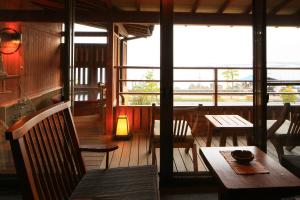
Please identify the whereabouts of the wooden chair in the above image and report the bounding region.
[5,101,159,200]
[268,103,300,178]
[149,104,201,172]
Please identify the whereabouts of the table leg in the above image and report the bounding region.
[206,122,213,147]
[106,152,109,169]
[220,133,226,147]
[246,131,252,146]
[232,134,238,146]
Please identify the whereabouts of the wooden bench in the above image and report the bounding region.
[5,101,159,200]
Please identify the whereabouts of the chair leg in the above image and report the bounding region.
[152,146,156,165]
[232,134,238,146]
[185,147,190,153]
[192,144,198,172]
[220,133,227,147]
[148,139,152,154]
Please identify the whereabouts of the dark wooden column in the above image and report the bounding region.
[252,0,267,152]
[105,23,114,135]
[63,0,75,107]
[160,0,174,185]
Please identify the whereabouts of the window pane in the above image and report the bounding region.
[268,93,300,105]
[126,69,159,80]
[218,82,253,93]
[217,95,253,106]
[174,95,214,106]
[174,69,214,80]
[268,69,300,81]
[174,82,214,93]
[123,94,160,105]
[124,81,160,93]
[218,69,252,81]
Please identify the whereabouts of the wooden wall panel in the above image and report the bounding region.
[22,23,61,97]
[0,22,62,105]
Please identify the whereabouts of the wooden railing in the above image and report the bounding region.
[116,66,300,106]
[115,105,300,136]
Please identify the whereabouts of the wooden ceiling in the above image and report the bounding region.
[23,0,300,15]
[1,0,300,36]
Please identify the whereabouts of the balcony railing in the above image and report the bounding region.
[116,66,300,106]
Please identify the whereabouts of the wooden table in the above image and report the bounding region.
[205,115,253,147]
[200,146,300,200]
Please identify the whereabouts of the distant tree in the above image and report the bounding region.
[222,69,239,99]
[280,86,297,104]
[222,69,239,89]
[130,70,159,105]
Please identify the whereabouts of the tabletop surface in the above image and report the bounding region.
[205,115,253,128]
[200,146,300,190]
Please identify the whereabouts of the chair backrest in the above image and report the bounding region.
[267,103,291,138]
[268,103,300,161]
[151,104,202,140]
[287,107,300,135]
[5,101,86,200]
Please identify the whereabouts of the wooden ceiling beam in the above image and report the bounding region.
[1,9,300,26]
[217,0,231,14]
[0,10,64,22]
[76,11,300,26]
[191,0,201,13]
[269,0,293,15]
[74,32,108,37]
[31,0,64,9]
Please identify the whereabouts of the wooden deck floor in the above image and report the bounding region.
[81,133,300,172]
[1,115,300,174]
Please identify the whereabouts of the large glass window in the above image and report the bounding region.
[122,25,300,106]
[123,25,253,106]
[267,27,300,106]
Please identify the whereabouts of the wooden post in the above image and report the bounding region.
[63,0,75,108]
[105,23,114,135]
[160,0,173,185]
[214,68,218,106]
[252,0,267,152]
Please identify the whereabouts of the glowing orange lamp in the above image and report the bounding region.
[115,115,131,140]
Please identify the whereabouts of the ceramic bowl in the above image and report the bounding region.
[231,150,254,164]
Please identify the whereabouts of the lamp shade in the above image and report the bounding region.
[116,115,129,137]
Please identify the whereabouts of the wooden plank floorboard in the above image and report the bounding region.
[174,148,187,172]
[178,148,194,172]
[139,135,148,166]
[110,141,124,168]
[119,139,131,167]
[129,134,139,167]
[195,136,212,171]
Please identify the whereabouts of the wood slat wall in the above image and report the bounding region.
[115,105,294,136]
[0,22,62,105]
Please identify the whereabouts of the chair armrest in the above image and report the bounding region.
[80,143,118,169]
[79,143,118,153]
